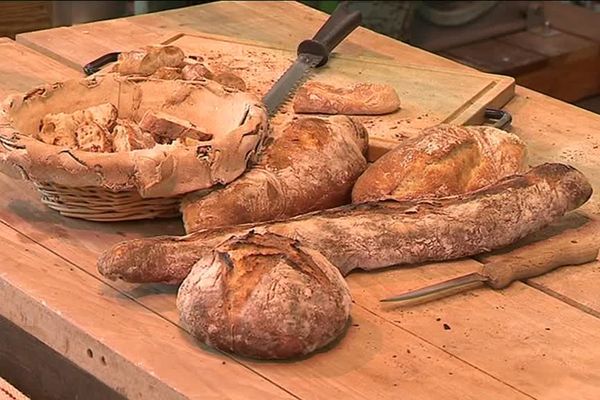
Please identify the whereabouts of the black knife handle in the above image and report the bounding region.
[83,52,121,76]
[297,1,362,67]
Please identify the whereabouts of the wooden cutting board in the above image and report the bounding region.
[163,32,515,160]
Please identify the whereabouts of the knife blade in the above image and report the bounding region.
[380,218,600,303]
[262,1,362,115]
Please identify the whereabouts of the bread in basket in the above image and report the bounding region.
[0,73,269,221]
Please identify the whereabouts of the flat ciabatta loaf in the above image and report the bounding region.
[352,124,527,203]
[177,232,351,360]
[98,163,592,284]
[293,82,400,115]
[180,116,368,233]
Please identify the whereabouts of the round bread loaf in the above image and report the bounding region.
[177,231,352,360]
[352,124,527,203]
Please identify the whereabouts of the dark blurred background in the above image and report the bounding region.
[1,1,598,112]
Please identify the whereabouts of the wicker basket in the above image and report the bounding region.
[34,182,183,221]
[0,73,269,222]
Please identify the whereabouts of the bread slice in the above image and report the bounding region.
[139,111,213,144]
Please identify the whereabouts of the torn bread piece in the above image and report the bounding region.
[112,119,156,152]
[75,122,112,152]
[117,45,185,76]
[138,111,213,144]
[151,66,183,80]
[36,103,118,149]
[293,82,400,115]
[182,63,214,81]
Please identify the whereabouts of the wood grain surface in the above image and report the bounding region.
[1,1,600,398]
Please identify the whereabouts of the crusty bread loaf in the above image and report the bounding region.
[117,45,185,76]
[293,82,400,115]
[352,125,527,203]
[180,115,368,233]
[177,231,351,359]
[99,163,592,284]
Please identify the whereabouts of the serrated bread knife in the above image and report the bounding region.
[262,1,362,116]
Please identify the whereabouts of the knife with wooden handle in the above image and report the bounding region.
[380,218,600,303]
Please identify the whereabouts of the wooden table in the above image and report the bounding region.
[1,2,599,399]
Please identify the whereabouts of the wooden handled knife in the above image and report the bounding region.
[380,217,600,303]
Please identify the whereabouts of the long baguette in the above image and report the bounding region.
[98,163,592,283]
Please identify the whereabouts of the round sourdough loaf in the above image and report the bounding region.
[177,231,352,360]
[0,73,268,198]
[352,124,527,203]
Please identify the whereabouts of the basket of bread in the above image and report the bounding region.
[0,45,269,221]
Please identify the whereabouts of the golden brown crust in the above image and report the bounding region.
[352,124,528,203]
[0,73,269,198]
[180,115,368,233]
[181,63,214,81]
[212,72,247,91]
[151,66,183,80]
[293,82,400,115]
[98,163,592,283]
[177,231,351,359]
[117,45,185,76]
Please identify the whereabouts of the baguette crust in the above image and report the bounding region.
[180,116,368,233]
[98,163,592,283]
[352,125,527,203]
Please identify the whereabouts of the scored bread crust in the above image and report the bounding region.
[177,231,351,360]
[0,73,269,198]
[98,163,592,283]
[180,115,368,233]
[293,82,400,115]
[352,124,528,203]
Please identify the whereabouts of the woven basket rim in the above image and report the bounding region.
[0,73,269,199]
